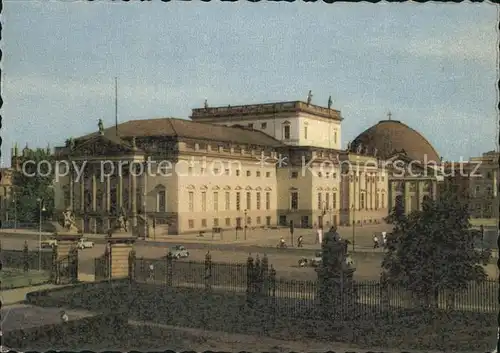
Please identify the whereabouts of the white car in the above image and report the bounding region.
[41,238,57,248]
[77,238,94,249]
[169,245,189,259]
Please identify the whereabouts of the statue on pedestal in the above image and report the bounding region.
[327,95,332,109]
[98,119,104,134]
[114,207,128,233]
[62,209,78,233]
[307,90,313,105]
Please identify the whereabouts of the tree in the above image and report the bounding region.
[10,147,54,224]
[382,187,490,309]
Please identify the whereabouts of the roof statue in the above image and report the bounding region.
[356,142,363,154]
[204,99,208,109]
[131,136,137,150]
[387,111,392,121]
[327,95,332,109]
[307,90,313,105]
[347,141,351,150]
[98,119,104,134]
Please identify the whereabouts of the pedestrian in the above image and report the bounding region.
[382,231,387,248]
[60,310,69,323]
[373,234,379,249]
[149,263,154,281]
[317,228,323,245]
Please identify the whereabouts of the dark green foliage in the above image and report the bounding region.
[11,148,55,223]
[382,187,490,308]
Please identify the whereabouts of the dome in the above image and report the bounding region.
[349,120,440,163]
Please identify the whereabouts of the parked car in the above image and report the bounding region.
[41,238,57,248]
[310,251,322,267]
[77,238,94,249]
[169,245,189,259]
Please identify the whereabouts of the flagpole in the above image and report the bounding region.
[115,77,118,136]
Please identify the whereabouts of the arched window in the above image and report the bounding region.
[282,121,291,140]
[156,185,167,212]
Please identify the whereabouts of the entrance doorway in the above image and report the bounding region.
[279,215,287,226]
[236,217,242,228]
[301,216,309,228]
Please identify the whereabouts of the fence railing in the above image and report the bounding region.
[131,256,500,319]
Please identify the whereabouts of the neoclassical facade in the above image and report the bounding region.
[53,100,443,236]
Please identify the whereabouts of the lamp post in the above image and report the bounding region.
[244,209,247,240]
[12,194,17,230]
[351,203,356,252]
[37,198,46,271]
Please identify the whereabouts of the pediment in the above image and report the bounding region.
[155,184,166,190]
[245,186,253,190]
[316,187,323,191]
[223,185,231,190]
[332,187,338,191]
[324,187,330,191]
[255,186,262,191]
[235,186,242,190]
[289,187,298,191]
[212,185,220,190]
[265,187,272,191]
[200,185,208,190]
[70,134,138,157]
[186,184,196,190]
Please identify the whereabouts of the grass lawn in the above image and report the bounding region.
[0,268,51,290]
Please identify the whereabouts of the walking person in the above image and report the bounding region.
[373,234,380,249]
[317,227,323,245]
[382,231,387,248]
[149,263,155,281]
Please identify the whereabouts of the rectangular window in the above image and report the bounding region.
[201,192,207,211]
[201,219,207,228]
[283,125,291,139]
[236,192,241,211]
[290,192,298,210]
[225,217,231,226]
[266,172,271,178]
[290,171,298,179]
[213,192,219,211]
[236,170,241,177]
[266,192,271,210]
[246,192,251,210]
[381,194,385,208]
[266,216,271,226]
[304,126,308,139]
[246,171,251,177]
[256,192,261,210]
[256,216,261,224]
[188,191,194,212]
[247,217,251,225]
[261,122,267,129]
[325,193,330,210]
[225,192,230,210]
[360,193,365,209]
[332,193,337,209]
[248,123,254,128]
[225,169,230,176]
[188,220,194,229]
[256,171,261,177]
[213,218,219,227]
[334,130,337,143]
[318,193,322,210]
[375,193,379,210]
[157,190,166,212]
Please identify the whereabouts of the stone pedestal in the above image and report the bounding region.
[106,230,135,279]
[53,232,81,284]
[55,232,81,260]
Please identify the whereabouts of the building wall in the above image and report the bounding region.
[175,144,278,234]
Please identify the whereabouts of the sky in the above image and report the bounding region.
[2,1,499,166]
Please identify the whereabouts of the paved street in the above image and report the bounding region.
[1,224,498,282]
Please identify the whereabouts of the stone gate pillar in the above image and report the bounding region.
[53,232,81,284]
[107,232,136,279]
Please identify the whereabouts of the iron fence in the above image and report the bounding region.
[131,255,500,318]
